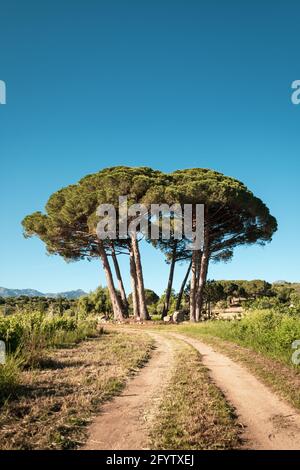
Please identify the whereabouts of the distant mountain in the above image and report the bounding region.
[0,287,86,299]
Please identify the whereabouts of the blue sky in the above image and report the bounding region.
[0,0,300,295]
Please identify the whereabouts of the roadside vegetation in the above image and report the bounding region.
[174,308,300,411]
[179,309,300,364]
[0,329,153,449]
[0,311,99,404]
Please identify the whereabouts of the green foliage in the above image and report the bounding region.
[22,166,166,260]
[128,288,159,307]
[243,296,283,311]
[22,165,278,273]
[0,311,99,404]
[184,279,293,314]
[187,310,300,364]
[0,354,23,404]
[217,280,273,300]
[127,288,160,316]
[0,296,77,317]
[169,168,277,259]
[157,289,177,315]
[144,289,160,305]
[21,166,278,324]
[77,287,112,318]
[0,312,98,353]
[0,289,114,320]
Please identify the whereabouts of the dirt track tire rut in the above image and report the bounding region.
[83,333,174,450]
[171,332,300,450]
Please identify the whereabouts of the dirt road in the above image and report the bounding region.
[83,330,300,450]
[172,333,300,450]
[83,333,175,450]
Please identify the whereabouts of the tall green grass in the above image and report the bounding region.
[0,313,98,352]
[0,312,99,403]
[179,309,300,364]
[0,354,23,403]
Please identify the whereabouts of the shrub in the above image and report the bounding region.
[0,354,23,403]
[0,312,98,354]
[194,309,300,364]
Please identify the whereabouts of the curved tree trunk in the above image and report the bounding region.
[162,241,178,319]
[129,244,140,319]
[98,242,124,321]
[111,244,129,316]
[130,234,150,320]
[176,260,192,311]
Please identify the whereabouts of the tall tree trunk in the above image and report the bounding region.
[176,260,192,311]
[130,234,150,320]
[129,244,140,319]
[195,223,209,322]
[189,251,197,322]
[111,244,129,316]
[162,241,178,319]
[98,242,124,321]
[194,249,202,321]
[195,250,202,290]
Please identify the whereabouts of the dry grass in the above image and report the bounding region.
[149,340,241,450]
[0,329,153,449]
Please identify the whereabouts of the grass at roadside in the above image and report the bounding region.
[177,310,300,364]
[0,354,23,401]
[149,339,240,450]
[170,316,300,412]
[0,329,153,450]
[0,314,99,403]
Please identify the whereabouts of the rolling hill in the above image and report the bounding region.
[0,287,86,299]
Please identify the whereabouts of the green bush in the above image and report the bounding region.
[0,354,23,403]
[0,312,98,353]
[184,309,300,364]
[243,295,300,315]
[0,312,99,402]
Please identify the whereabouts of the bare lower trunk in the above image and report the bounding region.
[195,224,209,322]
[195,255,209,321]
[162,241,177,319]
[189,251,197,322]
[194,250,202,322]
[176,260,192,311]
[129,245,140,319]
[98,242,124,321]
[111,244,129,316]
[130,234,150,320]
[195,250,202,290]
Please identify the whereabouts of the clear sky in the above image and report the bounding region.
[0,0,300,295]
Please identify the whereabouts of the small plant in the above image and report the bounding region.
[0,353,23,403]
